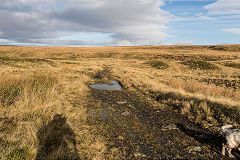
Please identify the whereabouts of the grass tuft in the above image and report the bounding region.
[0,57,56,67]
[145,60,169,69]
[181,60,219,70]
[92,66,112,80]
[0,75,57,107]
[208,45,240,52]
[222,61,240,69]
[0,80,22,106]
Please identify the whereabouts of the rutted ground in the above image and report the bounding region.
[87,85,225,159]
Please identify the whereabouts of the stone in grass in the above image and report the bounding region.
[134,152,147,158]
[121,111,130,116]
[165,124,178,129]
[189,146,202,153]
[117,101,127,104]
[117,136,124,140]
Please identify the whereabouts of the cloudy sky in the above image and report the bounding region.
[0,0,239,46]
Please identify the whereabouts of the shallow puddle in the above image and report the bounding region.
[89,108,110,119]
[89,81,121,90]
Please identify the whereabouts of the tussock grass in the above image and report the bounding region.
[0,74,59,159]
[91,52,119,58]
[0,74,57,107]
[222,61,240,69]
[91,66,113,82]
[0,79,21,106]
[208,45,240,52]
[0,57,56,67]
[159,54,235,61]
[145,60,169,69]
[181,101,215,127]
[0,73,110,160]
[152,90,240,133]
[168,78,240,101]
[201,78,240,90]
[181,60,219,70]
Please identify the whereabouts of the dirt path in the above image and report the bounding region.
[88,88,226,159]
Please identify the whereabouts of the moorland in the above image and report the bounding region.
[1,45,240,159]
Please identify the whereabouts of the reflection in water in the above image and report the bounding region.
[35,114,80,160]
[89,81,121,90]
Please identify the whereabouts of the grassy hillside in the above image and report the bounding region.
[1,45,240,159]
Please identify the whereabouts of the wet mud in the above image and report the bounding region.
[87,87,229,159]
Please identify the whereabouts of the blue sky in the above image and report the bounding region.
[163,0,240,45]
[0,0,239,46]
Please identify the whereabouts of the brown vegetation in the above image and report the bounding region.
[1,44,240,159]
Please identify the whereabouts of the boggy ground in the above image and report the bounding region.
[88,86,226,159]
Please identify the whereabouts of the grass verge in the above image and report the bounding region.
[0,73,111,160]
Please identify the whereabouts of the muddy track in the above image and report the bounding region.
[88,88,228,159]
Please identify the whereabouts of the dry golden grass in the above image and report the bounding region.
[0,61,110,159]
[1,44,240,159]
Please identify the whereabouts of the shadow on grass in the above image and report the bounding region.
[35,114,80,160]
[151,91,240,129]
[177,123,240,158]
[176,123,223,152]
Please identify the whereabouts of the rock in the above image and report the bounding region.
[165,124,177,129]
[134,152,147,158]
[118,136,124,140]
[121,111,130,116]
[189,146,202,153]
[117,101,127,104]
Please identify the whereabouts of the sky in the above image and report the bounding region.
[0,0,239,46]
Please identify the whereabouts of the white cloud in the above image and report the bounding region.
[174,41,195,45]
[0,39,16,45]
[115,40,133,46]
[0,0,172,46]
[172,15,216,22]
[223,28,240,35]
[204,0,240,15]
